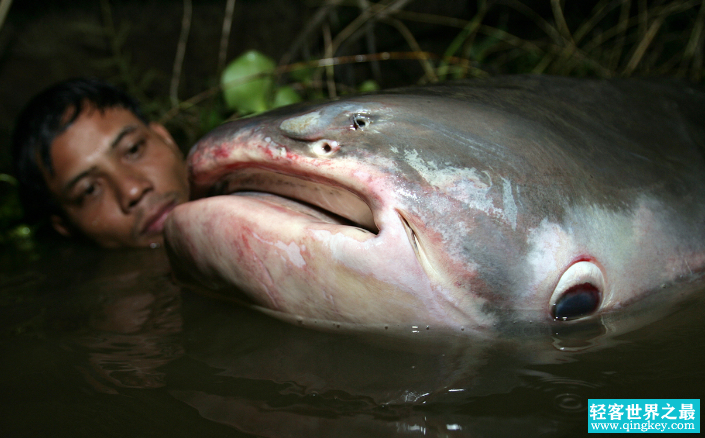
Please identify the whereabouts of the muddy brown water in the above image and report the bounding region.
[1,241,703,437]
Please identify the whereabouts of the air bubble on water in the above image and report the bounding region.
[554,393,585,413]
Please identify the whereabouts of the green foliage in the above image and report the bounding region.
[0,174,23,228]
[221,50,276,114]
[199,106,228,135]
[357,80,380,93]
[0,174,35,250]
[289,66,316,85]
[272,85,303,109]
[221,50,303,115]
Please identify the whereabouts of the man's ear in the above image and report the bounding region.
[50,214,72,237]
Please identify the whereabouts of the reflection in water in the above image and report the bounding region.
[0,240,703,437]
[72,286,183,391]
[60,247,185,391]
[164,279,703,437]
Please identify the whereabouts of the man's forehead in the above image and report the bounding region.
[53,106,142,151]
[44,106,144,182]
[62,104,140,130]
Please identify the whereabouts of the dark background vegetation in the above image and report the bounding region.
[0,0,703,243]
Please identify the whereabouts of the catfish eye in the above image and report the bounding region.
[550,261,604,321]
[552,284,601,320]
[352,114,371,131]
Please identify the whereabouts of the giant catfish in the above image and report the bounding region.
[164,75,705,332]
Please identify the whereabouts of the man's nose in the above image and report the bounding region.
[114,169,153,212]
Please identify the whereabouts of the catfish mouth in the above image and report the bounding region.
[210,168,380,235]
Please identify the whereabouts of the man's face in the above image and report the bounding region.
[43,106,190,248]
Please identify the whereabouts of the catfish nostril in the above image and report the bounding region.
[352,114,371,130]
[310,139,340,156]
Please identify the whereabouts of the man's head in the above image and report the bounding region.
[12,78,190,248]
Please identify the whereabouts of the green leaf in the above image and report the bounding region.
[200,107,226,133]
[357,80,380,93]
[221,50,276,115]
[272,85,302,109]
[289,66,315,84]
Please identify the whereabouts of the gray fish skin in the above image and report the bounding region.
[164,75,705,331]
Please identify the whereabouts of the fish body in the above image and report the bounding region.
[164,75,705,331]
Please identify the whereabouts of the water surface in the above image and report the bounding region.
[1,241,703,437]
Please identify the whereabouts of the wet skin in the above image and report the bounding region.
[164,75,705,331]
[43,106,190,248]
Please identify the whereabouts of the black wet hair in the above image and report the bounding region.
[11,78,149,224]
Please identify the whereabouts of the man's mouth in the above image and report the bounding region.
[141,199,178,236]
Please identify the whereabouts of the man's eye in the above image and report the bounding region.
[71,182,99,205]
[77,183,97,201]
[126,140,145,157]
